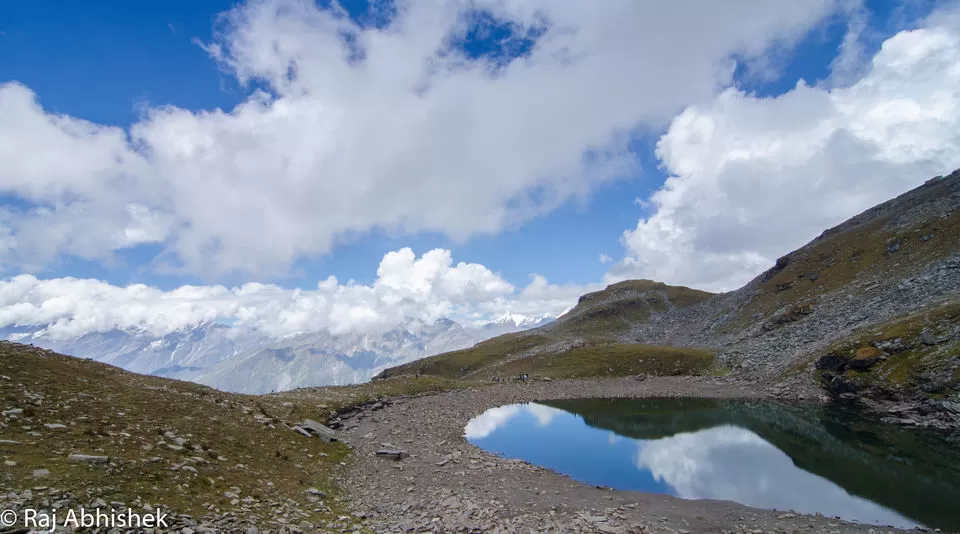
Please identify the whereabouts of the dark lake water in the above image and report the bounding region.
[465,398,960,531]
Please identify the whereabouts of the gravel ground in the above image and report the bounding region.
[334,376,922,534]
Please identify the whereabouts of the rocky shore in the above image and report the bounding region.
[333,376,926,534]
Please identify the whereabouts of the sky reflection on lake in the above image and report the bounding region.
[465,402,917,529]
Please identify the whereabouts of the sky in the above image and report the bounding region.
[0,0,958,340]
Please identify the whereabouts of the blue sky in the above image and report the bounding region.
[0,0,933,291]
[0,0,957,339]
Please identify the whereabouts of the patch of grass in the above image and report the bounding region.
[375,334,552,380]
[702,361,732,377]
[475,343,715,380]
[779,355,818,380]
[271,375,473,419]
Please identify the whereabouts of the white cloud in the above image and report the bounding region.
[598,253,612,265]
[0,248,582,340]
[613,13,960,291]
[0,0,842,277]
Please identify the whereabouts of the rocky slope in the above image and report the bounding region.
[0,341,351,532]
[378,169,960,429]
[0,341,483,533]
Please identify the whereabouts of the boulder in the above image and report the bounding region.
[299,419,338,442]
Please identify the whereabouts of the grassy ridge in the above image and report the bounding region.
[478,344,716,380]
[377,280,716,381]
[378,341,716,381]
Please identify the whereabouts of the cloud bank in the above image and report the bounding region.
[0,248,586,340]
[0,0,841,277]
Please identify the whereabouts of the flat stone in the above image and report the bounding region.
[44,423,68,430]
[375,449,410,461]
[0,439,22,445]
[68,453,110,464]
[291,426,312,438]
[32,468,50,478]
[164,431,187,446]
[300,419,338,442]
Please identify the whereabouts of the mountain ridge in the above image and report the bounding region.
[377,168,960,428]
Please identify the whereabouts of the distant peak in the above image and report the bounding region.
[487,312,552,329]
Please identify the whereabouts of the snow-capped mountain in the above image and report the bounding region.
[486,312,554,329]
[3,315,551,394]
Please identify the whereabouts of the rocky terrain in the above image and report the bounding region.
[379,169,960,430]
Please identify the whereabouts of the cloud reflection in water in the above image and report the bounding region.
[465,403,919,529]
[635,425,913,528]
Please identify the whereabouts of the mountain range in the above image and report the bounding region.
[2,312,552,393]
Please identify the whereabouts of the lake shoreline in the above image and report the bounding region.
[333,375,920,533]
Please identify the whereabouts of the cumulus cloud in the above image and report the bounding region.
[0,248,580,340]
[0,0,842,276]
[612,11,960,291]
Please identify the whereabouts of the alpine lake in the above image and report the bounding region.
[465,398,960,531]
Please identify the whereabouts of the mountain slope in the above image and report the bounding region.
[377,169,960,426]
[376,280,715,380]
[0,341,347,531]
